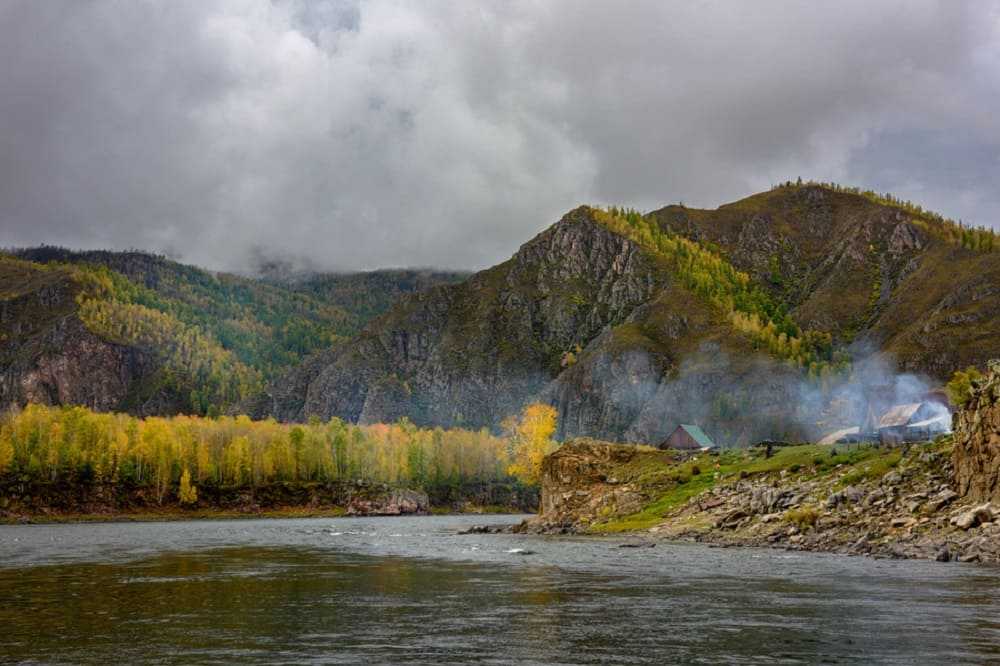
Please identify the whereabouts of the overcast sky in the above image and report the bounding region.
[1,1,998,272]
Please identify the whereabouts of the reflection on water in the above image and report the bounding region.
[1,516,999,664]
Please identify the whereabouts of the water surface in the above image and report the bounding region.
[1,515,999,664]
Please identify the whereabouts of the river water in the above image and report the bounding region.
[1,515,999,664]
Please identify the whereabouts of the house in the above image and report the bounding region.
[877,402,949,444]
[904,414,952,441]
[659,424,717,451]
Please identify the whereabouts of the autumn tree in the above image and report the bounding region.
[947,366,983,407]
[506,403,558,484]
[178,468,198,505]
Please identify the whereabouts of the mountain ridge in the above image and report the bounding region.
[254,184,1000,445]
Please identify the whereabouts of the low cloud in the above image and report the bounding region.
[1,1,997,272]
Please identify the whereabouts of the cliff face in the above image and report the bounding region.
[537,439,650,524]
[953,360,1000,503]
[295,208,666,429]
[0,266,159,413]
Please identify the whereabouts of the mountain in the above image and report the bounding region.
[0,248,463,415]
[253,184,1000,445]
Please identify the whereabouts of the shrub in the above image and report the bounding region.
[785,506,819,529]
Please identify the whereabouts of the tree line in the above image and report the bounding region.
[772,180,997,253]
[0,402,559,504]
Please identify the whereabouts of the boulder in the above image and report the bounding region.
[924,489,959,514]
[950,503,995,530]
[346,488,429,516]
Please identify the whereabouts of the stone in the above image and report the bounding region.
[346,488,429,516]
[951,504,995,530]
[716,510,748,529]
[843,486,865,503]
[882,471,903,486]
[936,547,951,562]
[924,489,959,514]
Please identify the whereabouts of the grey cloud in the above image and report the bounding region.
[0,0,997,272]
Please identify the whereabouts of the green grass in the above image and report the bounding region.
[587,442,906,533]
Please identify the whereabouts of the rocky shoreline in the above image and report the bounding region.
[1,478,538,524]
[649,448,999,564]
[509,442,999,564]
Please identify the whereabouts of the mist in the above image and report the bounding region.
[553,341,950,447]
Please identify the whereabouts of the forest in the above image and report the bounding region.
[0,402,557,507]
[594,206,849,376]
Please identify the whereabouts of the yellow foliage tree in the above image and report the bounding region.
[0,434,13,474]
[506,403,558,484]
[178,467,198,506]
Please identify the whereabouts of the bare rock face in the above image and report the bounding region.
[0,274,159,413]
[295,208,664,431]
[953,360,1000,503]
[531,439,649,531]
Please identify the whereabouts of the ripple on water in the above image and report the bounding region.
[0,515,999,664]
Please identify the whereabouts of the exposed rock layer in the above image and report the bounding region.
[953,360,1000,503]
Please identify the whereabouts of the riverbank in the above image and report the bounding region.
[516,438,1000,565]
[0,477,538,524]
[1,503,529,525]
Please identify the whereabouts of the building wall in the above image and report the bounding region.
[661,429,698,450]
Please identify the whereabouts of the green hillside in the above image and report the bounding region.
[1,249,467,416]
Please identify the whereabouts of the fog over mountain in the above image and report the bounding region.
[1,0,998,271]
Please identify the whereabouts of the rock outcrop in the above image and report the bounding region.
[531,439,650,531]
[346,487,429,516]
[0,267,162,413]
[953,360,1000,503]
[294,208,667,430]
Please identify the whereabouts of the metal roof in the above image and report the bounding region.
[817,427,859,446]
[678,424,716,449]
[878,403,924,428]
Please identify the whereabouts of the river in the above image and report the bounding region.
[1,515,999,664]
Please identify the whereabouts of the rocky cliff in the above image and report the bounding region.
[953,360,1000,503]
[283,208,669,429]
[0,262,164,413]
